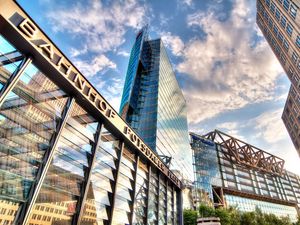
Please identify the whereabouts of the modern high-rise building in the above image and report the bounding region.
[256,0,300,155]
[119,27,193,179]
[0,1,184,224]
[190,130,300,222]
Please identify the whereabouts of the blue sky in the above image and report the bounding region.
[17,0,300,174]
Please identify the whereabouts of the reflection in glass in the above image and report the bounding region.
[158,177,167,224]
[148,170,158,224]
[28,102,98,224]
[111,146,136,225]
[133,159,148,224]
[0,35,24,91]
[0,63,67,223]
[80,126,121,224]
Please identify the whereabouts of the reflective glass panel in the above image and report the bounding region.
[0,63,67,223]
[80,126,121,224]
[28,102,98,224]
[0,35,23,91]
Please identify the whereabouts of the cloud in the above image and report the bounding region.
[161,32,185,56]
[178,0,283,127]
[47,0,147,55]
[117,50,130,57]
[253,109,286,144]
[73,54,116,77]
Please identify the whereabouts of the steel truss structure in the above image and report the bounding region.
[203,130,285,176]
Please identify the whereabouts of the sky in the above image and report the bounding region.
[16,0,300,175]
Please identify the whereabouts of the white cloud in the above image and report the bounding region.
[73,54,116,77]
[117,50,130,57]
[178,0,283,126]
[161,32,185,56]
[47,0,147,55]
[253,109,286,144]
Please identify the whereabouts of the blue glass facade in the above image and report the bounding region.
[190,132,300,221]
[120,29,193,179]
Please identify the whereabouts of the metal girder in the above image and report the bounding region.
[0,57,32,108]
[14,97,75,225]
[202,130,285,175]
[72,122,103,225]
[145,164,151,224]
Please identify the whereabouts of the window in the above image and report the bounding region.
[283,0,290,11]
[290,3,298,19]
[286,23,293,36]
[268,18,273,28]
[280,15,287,28]
[275,9,281,21]
[284,40,289,50]
[271,2,276,13]
[266,0,271,6]
[292,52,298,63]
[273,25,278,35]
[278,32,284,43]
[296,36,300,48]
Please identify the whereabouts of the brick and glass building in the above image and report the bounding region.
[191,130,300,222]
[0,1,184,224]
[119,27,193,179]
[256,0,300,155]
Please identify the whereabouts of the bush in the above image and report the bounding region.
[183,209,198,225]
[192,204,294,225]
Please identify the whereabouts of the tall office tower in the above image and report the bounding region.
[119,27,193,179]
[191,130,300,222]
[256,0,300,155]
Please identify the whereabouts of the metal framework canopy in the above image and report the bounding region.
[203,130,285,176]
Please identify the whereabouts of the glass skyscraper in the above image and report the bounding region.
[120,27,193,179]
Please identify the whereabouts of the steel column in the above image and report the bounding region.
[166,181,168,224]
[108,142,124,225]
[129,155,140,225]
[172,186,175,225]
[72,122,103,225]
[178,189,184,225]
[15,97,75,225]
[0,57,32,107]
[145,164,151,224]
[157,172,160,224]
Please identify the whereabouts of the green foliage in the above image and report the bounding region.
[199,204,215,217]
[183,209,198,225]
[190,204,294,225]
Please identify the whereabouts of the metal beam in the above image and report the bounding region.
[145,164,151,224]
[14,97,75,225]
[166,181,168,223]
[129,155,140,225]
[108,142,124,225]
[172,185,175,225]
[178,189,184,225]
[200,130,285,175]
[0,57,32,108]
[72,122,103,225]
[157,172,160,223]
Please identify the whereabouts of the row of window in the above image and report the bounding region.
[265,0,298,19]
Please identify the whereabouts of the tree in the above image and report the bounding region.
[183,209,198,225]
